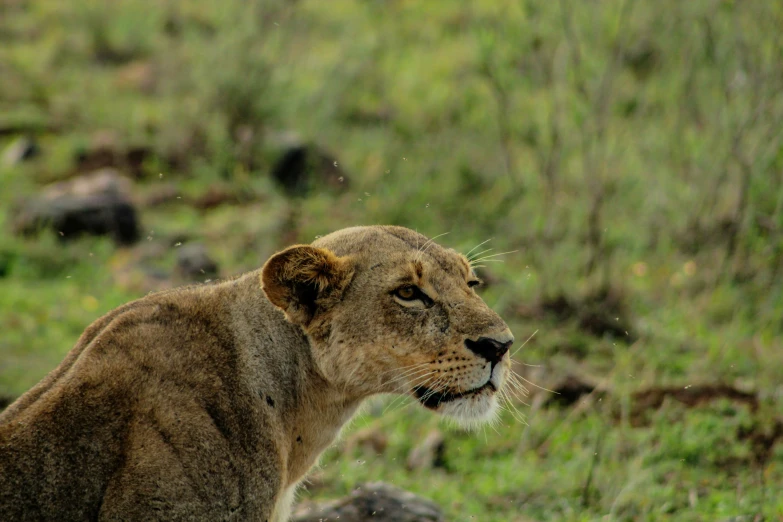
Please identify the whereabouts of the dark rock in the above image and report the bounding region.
[175,243,219,282]
[622,40,660,80]
[0,119,57,138]
[630,384,759,427]
[0,395,15,412]
[737,417,783,466]
[12,168,140,245]
[294,482,444,522]
[538,294,575,321]
[406,430,447,471]
[677,217,738,255]
[74,139,152,179]
[271,143,347,198]
[531,287,636,344]
[192,185,245,211]
[0,249,14,278]
[2,135,39,167]
[545,375,599,408]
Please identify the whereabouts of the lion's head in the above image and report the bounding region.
[262,225,514,427]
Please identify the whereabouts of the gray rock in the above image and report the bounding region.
[12,168,140,245]
[271,143,347,198]
[293,482,444,522]
[175,243,219,282]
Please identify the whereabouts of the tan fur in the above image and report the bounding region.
[0,226,513,521]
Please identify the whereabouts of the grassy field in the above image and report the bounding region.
[1,0,782,520]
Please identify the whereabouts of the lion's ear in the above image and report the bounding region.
[261,245,354,326]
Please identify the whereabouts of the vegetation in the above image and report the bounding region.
[1,0,782,520]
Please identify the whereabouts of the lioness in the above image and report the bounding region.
[0,225,514,521]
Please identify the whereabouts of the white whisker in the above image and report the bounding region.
[467,248,493,262]
[517,375,556,394]
[469,249,519,264]
[378,362,430,376]
[506,381,529,399]
[382,373,434,415]
[383,367,433,391]
[415,232,450,262]
[510,329,538,358]
[464,238,493,258]
[500,392,529,425]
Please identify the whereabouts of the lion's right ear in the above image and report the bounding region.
[261,245,354,326]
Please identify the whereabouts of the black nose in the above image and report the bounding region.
[464,337,512,365]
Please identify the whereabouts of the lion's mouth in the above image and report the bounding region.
[413,381,497,409]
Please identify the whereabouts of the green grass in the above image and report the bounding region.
[1,0,782,520]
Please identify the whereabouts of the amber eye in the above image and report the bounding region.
[395,286,416,300]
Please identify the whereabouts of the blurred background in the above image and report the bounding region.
[1,0,782,520]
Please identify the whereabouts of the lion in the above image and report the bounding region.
[0,225,514,521]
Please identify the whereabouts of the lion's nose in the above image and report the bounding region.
[464,333,513,365]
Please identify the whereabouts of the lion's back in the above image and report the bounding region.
[0,281,283,520]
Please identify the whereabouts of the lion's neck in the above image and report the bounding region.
[228,272,364,487]
[285,376,363,486]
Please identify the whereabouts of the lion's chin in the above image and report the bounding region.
[437,393,500,430]
[412,371,506,429]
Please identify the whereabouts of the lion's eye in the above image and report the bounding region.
[392,285,433,307]
[468,279,482,288]
[395,286,416,300]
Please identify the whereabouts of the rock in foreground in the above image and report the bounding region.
[294,482,444,522]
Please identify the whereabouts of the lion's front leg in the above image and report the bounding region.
[271,484,300,522]
[98,414,279,521]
